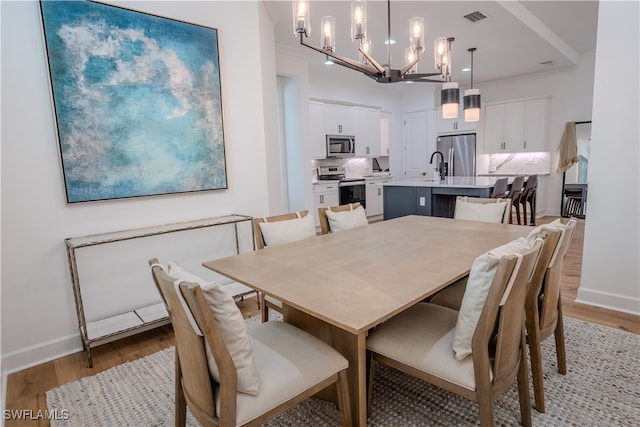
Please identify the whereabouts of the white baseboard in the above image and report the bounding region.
[1,334,82,376]
[576,288,640,316]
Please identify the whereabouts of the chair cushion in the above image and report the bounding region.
[220,321,349,425]
[167,262,260,396]
[326,205,368,232]
[367,303,486,391]
[452,237,532,360]
[526,219,568,265]
[454,196,507,223]
[258,214,316,246]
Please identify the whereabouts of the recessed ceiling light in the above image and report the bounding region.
[384,39,396,45]
[462,67,471,72]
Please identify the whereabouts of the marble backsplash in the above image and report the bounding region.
[482,152,551,176]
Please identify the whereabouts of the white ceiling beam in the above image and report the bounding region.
[497,1,580,65]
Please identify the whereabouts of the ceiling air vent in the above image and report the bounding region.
[463,11,488,23]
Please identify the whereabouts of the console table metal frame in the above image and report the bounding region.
[65,214,254,367]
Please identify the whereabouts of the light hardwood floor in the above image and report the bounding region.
[4,217,638,426]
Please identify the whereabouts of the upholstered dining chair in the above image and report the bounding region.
[317,202,367,235]
[253,210,316,322]
[507,176,526,224]
[366,239,544,427]
[453,196,513,224]
[520,175,538,226]
[490,177,509,198]
[525,218,577,413]
[148,258,352,427]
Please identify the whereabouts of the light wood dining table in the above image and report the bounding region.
[203,215,531,426]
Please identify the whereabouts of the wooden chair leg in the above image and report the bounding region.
[530,196,536,225]
[336,369,352,427]
[366,352,375,417]
[515,201,522,225]
[528,325,546,413]
[522,201,528,227]
[260,293,269,323]
[175,351,187,427]
[517,330,532,427]
[476,390,495,427]
[555,300,567,375]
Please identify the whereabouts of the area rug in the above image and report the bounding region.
[46,317,640,426]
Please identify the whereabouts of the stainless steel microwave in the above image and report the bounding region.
[326,135,355,158]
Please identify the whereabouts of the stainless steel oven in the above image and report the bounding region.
[339,179,366,208]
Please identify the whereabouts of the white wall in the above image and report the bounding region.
[1,1,278,372]
[579,1,640,314]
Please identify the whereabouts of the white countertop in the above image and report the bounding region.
[382,176,507,189]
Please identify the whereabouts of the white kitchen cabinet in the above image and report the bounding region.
[312,183,339,227]
[325,103,355,135]
[310,101,327,159]
[380,112,391,156]
[484,99,548,153]
[436,107,478,135]
[365,178,391,217]
[354,107,381,157]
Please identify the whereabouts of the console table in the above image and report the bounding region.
[65,214,253,367]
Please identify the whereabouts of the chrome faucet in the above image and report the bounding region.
[430,151,446,181]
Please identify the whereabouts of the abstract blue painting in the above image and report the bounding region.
[39,1,227,203]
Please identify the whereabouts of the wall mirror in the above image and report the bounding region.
[561,121,591,218]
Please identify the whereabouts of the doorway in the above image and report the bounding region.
[402,110,428,178]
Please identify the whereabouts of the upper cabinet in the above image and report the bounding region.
[353,107,381,157]
[310,101,327,159]
[324,103,355,135]
[436,107,478,135]
[380,112,391,156]
[484,98,549,153]
[310,101,382,158]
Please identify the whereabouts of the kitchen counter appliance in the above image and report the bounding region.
[317,166,366,208]
[326,135,355,158]
[435,134,476,177]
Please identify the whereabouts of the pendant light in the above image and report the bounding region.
[463,47,481,122]
[293,0,453,84]
[436,37,459,119]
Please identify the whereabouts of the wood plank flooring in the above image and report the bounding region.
[4,216,638,426]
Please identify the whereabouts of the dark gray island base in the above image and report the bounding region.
[383,178,499,220]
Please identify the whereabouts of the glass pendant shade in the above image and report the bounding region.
[463,88,481,122]
[409,17,424,52]
[441,82,459,119]
[360,39,372,64]
[351,1,367,41]
[321,16,336,51]
[405,47,417,73]
[293,0,310,35]
[434,37,451,78]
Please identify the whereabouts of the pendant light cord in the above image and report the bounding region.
[387,0,391,72]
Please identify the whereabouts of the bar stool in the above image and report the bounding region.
[490,177,509,198]
[507,176,525,224]
[520,175,538,226]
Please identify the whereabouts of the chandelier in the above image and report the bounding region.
[292,0,456,86]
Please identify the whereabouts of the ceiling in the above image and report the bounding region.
[264,0,599,88]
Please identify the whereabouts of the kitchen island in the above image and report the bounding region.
[383,176,506,220]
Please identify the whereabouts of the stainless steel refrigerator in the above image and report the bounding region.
[436,134,476,177]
